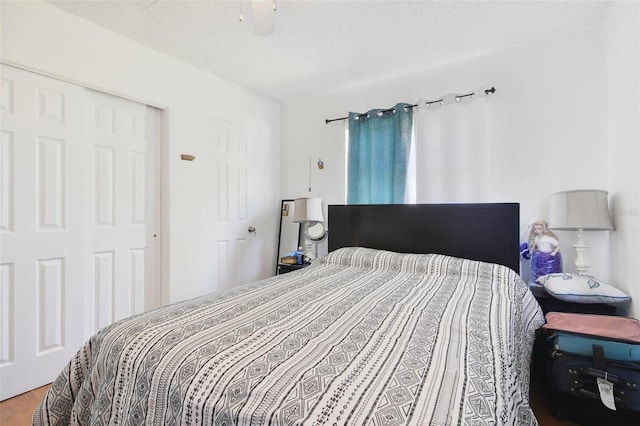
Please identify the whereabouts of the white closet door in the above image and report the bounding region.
[83,90,161,337]
[0,65,85,400]
[0,66,161,400]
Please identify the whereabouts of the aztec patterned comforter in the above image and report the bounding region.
[33,247,544,425]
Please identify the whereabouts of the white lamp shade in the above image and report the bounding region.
[293,198,324,223]
[549,189,614,231]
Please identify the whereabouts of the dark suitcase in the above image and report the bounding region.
[546,387,640,425]
[546,348,640,425]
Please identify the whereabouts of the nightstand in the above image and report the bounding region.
[533,292,618,315]
[277,262,310,275]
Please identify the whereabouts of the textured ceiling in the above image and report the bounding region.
[47,1,613,102]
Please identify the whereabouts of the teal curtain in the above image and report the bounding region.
[347,103,413,204]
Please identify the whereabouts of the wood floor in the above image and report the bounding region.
[0,384,50,426]
[530,376,580,426]
[0,379,577,426]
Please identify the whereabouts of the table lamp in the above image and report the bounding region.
[548,189,614,275]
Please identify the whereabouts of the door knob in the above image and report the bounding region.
[248,226,256,233]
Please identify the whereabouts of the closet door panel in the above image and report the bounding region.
[0,64,85,400]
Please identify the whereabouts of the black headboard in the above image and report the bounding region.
[328,203,520,272]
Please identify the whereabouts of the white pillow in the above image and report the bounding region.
[537,273,631,305]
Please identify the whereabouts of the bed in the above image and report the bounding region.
[33,203,544,425]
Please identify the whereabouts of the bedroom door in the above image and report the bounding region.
[0,65,161,400]
[206,117,257,292]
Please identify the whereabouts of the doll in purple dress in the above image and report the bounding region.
[526,219,563,283]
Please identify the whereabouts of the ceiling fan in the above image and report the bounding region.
[240,0,276,36]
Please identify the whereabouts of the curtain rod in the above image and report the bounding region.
[325,86,496,124]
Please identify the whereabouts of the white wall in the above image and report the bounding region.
[1,1,282,304]
[281,5,639,317]
[607,2,640,317]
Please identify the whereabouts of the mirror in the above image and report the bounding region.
[304,222,327,243]
[302,222,328,260]
[276,200,302,273]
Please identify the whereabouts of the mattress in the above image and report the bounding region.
[33,247,544,425]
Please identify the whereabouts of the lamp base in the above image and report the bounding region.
[573,228,591,275]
